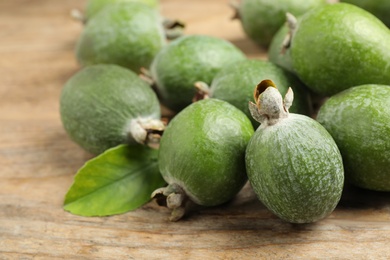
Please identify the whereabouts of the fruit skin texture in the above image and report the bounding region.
[317,85,390,191]
[246,114,344,223]
[245,83,343,223]
[84,0,159,20]
[237,0,326,48]
[150,35,246,112]
[209,59,312,127]
[341,0,390,27]
[76,2,166,73]
[158,98,254,207]
[290,3,390,96]
[60,64,161,155]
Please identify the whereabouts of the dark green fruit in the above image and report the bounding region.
[235,0,326,48]
[150,35,246,112]
[152,98,254,221]
[288,3,390,96]
[207,59,312,127]
[245,80,344,223]
[76,2,166,73]
[341,0,390,27]
[60,64,164,155]
[84,0,159,20]
[317,84,390,191]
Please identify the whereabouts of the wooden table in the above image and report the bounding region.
[1,0,389,258]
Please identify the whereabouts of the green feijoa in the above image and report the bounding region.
[234,0,326,48]
[152,98,254,221]
[76,2,166,73]
[150,35,246,112]
[341,0,390,27]
[288,3,390,96]
[317,85,390,191]
[245,80,344,223]
[60,64,164,155]
[207,59,312,127]
[84,0,159,21]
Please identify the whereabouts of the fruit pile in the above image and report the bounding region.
[61,0,390,223]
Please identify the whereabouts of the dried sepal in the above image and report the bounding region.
[129,117,165,147]
[193,81,211,102]
[283,87,294,111]
[249,79,294,126]
[281,12,298,54]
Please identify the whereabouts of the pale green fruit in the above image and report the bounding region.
[76,2,166,73]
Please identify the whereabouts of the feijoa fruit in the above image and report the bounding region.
[317,84,390,191]
[288,3,390,96]
[150,35,246,112]
[152,98,254,221]
[60,64,164,155]
[76,2,166,73]
[245,80,344,223]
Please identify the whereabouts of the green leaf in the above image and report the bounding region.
[63,144,166,216]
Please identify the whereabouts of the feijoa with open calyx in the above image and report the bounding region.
[245,80,344,223]
[150,35,246,112]
[287,3,390,96]
[152,98,254,221]
[75,2,166,73]
[60,64,164,155]
[317,85,390,191]
[234,0,326,48]
[84,0,159,21]
[205,59,312,127]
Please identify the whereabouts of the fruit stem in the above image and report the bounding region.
[129,117,165,148]
[151,183,190,221]
[281,12,298,54]
[248,79,293,126]
[229,0,240,20]
[193,81,210,102]
[162,18,185,40]
[139,68,165,102]
[70,9,86,24]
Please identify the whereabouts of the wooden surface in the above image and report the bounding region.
[1,0,390,259]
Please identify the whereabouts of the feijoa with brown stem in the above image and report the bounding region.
[152,98,254,221]
[245,80,344,223]
[60,64,164,155]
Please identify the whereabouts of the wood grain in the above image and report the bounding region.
[0,0,389,259]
